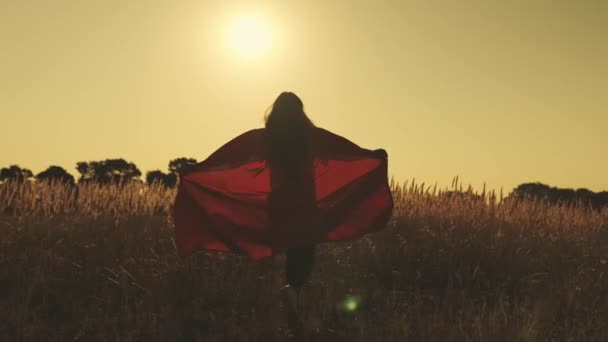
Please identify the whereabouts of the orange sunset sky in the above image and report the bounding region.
[1,1,606,192]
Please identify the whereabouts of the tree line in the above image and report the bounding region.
[437,183,608,210]
[1,162,607,209]
[507,182,608,211]
[0,157,198,188]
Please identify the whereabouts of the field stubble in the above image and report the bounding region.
[1,179,608,341]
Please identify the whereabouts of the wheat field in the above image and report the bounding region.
[1,179,608,341]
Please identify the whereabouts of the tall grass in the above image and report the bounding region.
[1,179,607,341]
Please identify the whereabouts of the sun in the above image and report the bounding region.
[227,15,272,59]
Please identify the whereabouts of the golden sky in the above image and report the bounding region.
[1,1,606,192]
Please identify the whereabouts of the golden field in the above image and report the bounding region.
[1,179,608,341]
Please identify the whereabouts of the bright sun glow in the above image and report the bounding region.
[227,15,272,59]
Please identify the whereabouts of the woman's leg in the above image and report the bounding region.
[285,245,315,293]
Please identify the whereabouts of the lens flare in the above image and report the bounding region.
[341,295,361,312]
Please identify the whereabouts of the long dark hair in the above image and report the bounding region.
[264,92,314,173]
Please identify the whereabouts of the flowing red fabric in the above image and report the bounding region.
[172,127,393,261]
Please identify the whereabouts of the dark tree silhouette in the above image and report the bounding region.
[509,182,608,210]
[146,170,165,185]
[36,166,75,185]
[575,188,594,206]
[76,158,142,184]
[169,157,198,175]
[596,192,608,210]
[0,165,33,183]
[511,183,553,200]
[146,170,177,188]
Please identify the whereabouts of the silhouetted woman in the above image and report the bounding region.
[265,92,317,292]
[172,91,393,331]
[263,93,319,326]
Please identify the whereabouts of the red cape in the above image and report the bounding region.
[172,127,393,260]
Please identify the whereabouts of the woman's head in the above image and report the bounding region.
[264,92,313,171]
[264,92,313,141]
[268,91,304,115]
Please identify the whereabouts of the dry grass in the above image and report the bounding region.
[1,179,608,341]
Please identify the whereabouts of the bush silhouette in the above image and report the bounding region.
[76,158,141,184]
[510,182,608,210]
[36,166,75,185]
[0,165,33,183]
[146,170,177,188]
[168,157,197,175]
